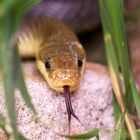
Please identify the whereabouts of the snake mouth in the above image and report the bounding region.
[49,82,78,92]
[63,85,81,133]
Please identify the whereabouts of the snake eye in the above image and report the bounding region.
[45,61,51,69]
[78,59,83,68]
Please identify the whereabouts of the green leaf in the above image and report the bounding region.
[1,43,17,138]
[106,0,130,91]
[60,129,99,140]
[0,114,6,133]
[0,0,15,17]
[12,0,40,24]
[16,133,27,140]
[137,129,140,138]
[0,114,11,138]
[99,0,139,140]
[113,94,121,122]
[0,0,40,139]
[15,48,37,116]
[113,111,126,140]
[0,114,5,129]
[129,73,140,119]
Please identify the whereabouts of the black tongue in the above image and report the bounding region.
[63,85,81,133]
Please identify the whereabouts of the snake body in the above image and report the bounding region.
[16,16,86,128]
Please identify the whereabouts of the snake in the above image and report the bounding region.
[16,16,86,129]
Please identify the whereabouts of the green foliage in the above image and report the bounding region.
[60,129,99,140]
[129,73,140,119]
[0,0,40,139]
[99,0,140,140]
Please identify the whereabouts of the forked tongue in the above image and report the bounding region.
[63,85,81,133]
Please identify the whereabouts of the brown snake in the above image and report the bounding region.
[16,16,86,130]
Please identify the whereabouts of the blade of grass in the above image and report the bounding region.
[107,0,134,113]
[0,0,15,16]
[0,114,5,130]
[113,110,126,140]
[107,0,130,91]
[113,94,121,122]
[137,129,140,137]
[60,129,99,140]
[104,0,140,119]
[113,95,128,140]
[114,129,127,140]
[16,133,27,140]
[0,11,18,137]
[114,129,140,139]
[129,73,140,119]
[101,0,140,119]
[0,0,40,139]
[1,40,18,139]
[99,1,138,139]
[103,30,137,140]
[12,0,40,25]
[0,114,10,138]
[15,47,37,116]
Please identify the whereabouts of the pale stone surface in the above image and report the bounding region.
[0,62,114,140]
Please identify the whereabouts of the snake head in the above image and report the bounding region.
[36,42,86,92]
